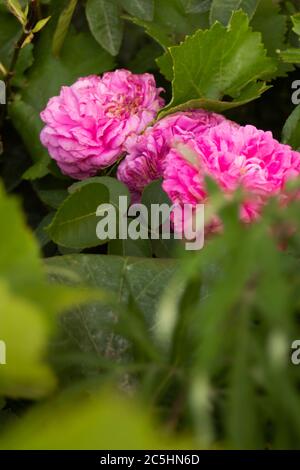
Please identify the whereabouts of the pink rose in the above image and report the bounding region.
[163,121,300,224]
[117,110,227,201]
[40,70,164,179]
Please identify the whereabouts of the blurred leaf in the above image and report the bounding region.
[0,183,54,399]
[159,11,275,117]
[45,254,176,366]
[282,104,300,150]
[227,305,260,449]
[0,387,190,449]
[86,0,123,56]
[122,0,154,21]
[210,0,260,25]
[52,0,78,56]
[291,12,300,36]
[0,280,56,399]
[0,181,43,296]
[279,48,300,64]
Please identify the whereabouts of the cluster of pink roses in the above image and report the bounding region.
[40,70,300,224]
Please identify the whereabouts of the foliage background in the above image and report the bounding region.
[1,0,300,450]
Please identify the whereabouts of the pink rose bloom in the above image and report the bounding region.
[163,121,300,224]
[117,110,227,201]
[40,70,164,179]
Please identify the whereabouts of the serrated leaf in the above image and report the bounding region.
[210,0,260,25]
[86,0,123,56]
[52,0,78,56]
[159,11,275,117]
[156,51,173,81]
[122,0,154,21]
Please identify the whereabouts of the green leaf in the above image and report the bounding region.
[0,181,43,297]
[48,178,130,250]
[86,0,123,56]
[141,179,171,211]
[0,182,53,399]
[291,12,300,36]
[22,28,115,112]
[69,176,130,210]
[251,0,291,77]
[159,11,275,117]
[279,48,300,64]
[6,0,26,25]
[8,99,50,179]
[12,43,34,87]
[181,0,212,14]
[47,182,110,249]
[52,0,78,56]
[122,0,154,21]
[0,387,188,450]
[0,9,33,83]
[156,51,173,81]
[45,254,176,364]
[109,236,152,258]
[210,0,260,26]
[282,104,300,150]
[32,16,51,34]
[0,281,56,399]
[33,176,69,209]
[128,42,162,73]
[125,0,209,50]
[35,212,55,249]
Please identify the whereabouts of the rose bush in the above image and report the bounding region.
[1,0,300,453]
